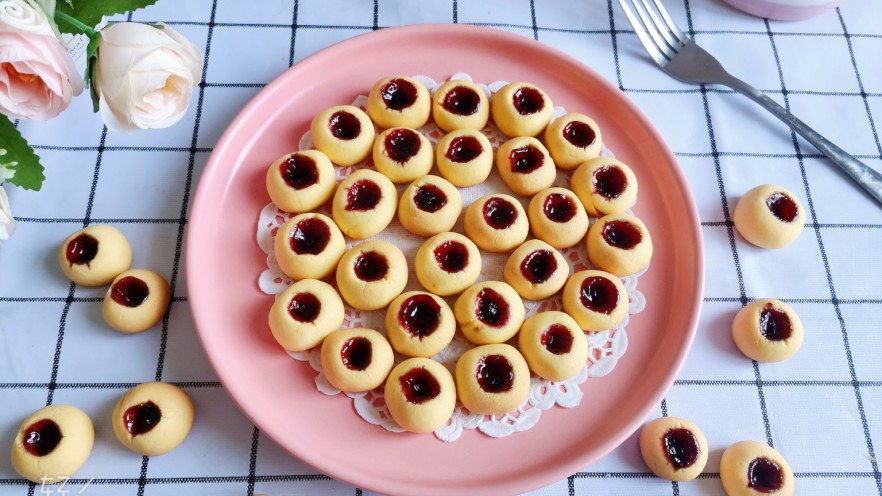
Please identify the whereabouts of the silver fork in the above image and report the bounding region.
[618,0,882,207]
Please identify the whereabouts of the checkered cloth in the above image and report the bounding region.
[2,0,882,494]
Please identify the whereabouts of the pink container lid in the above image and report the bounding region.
[722,0,844,20]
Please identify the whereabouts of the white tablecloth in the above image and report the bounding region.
[2,0,881,494]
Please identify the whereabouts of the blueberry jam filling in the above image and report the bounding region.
[380,78,418,111]
[65,234,98,265]
[662,428,700,469]
[579,276,619,315]
[111,276,150,308]
[124,401,161,436]
[289,218,330,255]
[22,419,62,456]
[399,367,441,404]
[520,250,558,284]
[541,324,573,355]
[341,337,372,371]
[280,154,318,190]
[476,354,514,393]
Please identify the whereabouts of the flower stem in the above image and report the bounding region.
[54,11,99,37]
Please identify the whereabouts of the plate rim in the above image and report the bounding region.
[186,23,705,496]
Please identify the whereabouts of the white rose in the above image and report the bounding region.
[95,22,202,132]
[0,184,15,247]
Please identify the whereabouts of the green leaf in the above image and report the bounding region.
[86,32,101,112]
[55,0,160,34]
[0,116,46,191]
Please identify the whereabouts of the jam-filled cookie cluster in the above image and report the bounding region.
[264,75,654,434]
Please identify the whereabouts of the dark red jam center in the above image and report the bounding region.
[328,111,360,140]
[398,294,441,338]
[541,324,574,355]
[341,337,372,371]
[124,401,161,436]
[445,135,483,163]
[22,419,62,457]
[476,354,514,393]
[563,120,596,148]
[748,457,784,493]
[345,180,382,211]
[766,192,799,223]
[512,86,545,115]
[662,428,700,469]
[111,276,150,308]
[543,193,577,223]
[65,233,98,265]
[483,197,518,229]
[602,220,642,250]
[399,367,441,404]
[759,303,792,342]
[413,185,448,213]
[289,218,330,255]
[384,128,422,163]
[280,154,318,190]
[353,251,389,282]
[442,86,481,116]
[593,166,628,200]
[474,288,510,328]
[433,241,468,273]
[381,78,418,111]
[520,249,558,284]
[579,276,619,315]
[509,146,544,174]
[287,292,321,323]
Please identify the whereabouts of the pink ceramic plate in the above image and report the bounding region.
[187,24,703,496]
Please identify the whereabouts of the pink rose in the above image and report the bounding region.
[0,0,83,120]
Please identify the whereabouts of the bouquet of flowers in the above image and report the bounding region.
[0,0,203,244]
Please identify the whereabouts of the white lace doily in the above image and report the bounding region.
[256,73,646,442]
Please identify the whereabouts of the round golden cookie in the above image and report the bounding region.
[732,298,804,363]
[454,281,525,345]
[397,175,462,238]
[544,113,603,170]
[495,136,556,196]
[562,270,629,332]
[414,232,482,296]
[721,441,795,496]
[310,105,375,166]
[571,157,638,216]
[431,79,490,132]
[102,269,170,333]
[586,213,653,277]
[384,358,457,433]
[10,405,94,484]
[332,169,398,239]
[639,417,709,482]
[463,194,529,253]
[112,382,194,456]
[455,343,530,416]
[58,225,132,287]
[528,187,590,249]
[268,279,345,352]
[385,291,456,358]
[320,328,395,393]
[274,213,346,280]
[503,239,570,301]
[518,311,588,382]
[490,81,554,138]
[265,150,336,213]
[372,127,433,184]
[435,129,493,187]
[367,75,431,129]
[336,240,408,311]
[734,184,805,249]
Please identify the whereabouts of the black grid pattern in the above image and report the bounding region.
[2,0,881,494]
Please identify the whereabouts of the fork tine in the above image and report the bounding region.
[638,0,681,50]
[618,0,670,65]
[628,0,676,58]
[649,0,688,43]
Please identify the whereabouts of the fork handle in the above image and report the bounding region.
[720,75,882,207]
